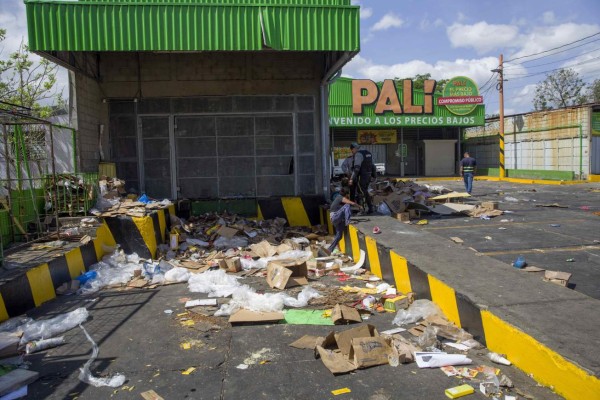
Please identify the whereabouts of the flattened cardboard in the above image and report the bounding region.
[217,226,240,239]
[250,241,277,258]
[289,335,325,350]
[350,336,392,368]
[228,309,284,324]
[383,193,410,214]
[316,346,356,374]
[331,304,362,324]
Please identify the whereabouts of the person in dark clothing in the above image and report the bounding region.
[460,152,477,194]
[348,142,376,214]
[328,188,359,252]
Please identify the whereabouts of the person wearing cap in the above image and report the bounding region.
[348,142,376,214]
[460,152,477,195]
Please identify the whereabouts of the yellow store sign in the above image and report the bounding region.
[357,130,397,144]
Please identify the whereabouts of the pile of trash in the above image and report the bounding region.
[91,176,172,217]
[332,178,505,221]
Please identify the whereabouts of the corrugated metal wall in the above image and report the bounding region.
[592,136,600,174]
[25,1,359,52]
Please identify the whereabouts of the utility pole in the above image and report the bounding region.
[495,55,505,178]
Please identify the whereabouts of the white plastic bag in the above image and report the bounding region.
[393,299,443,326]
[283,286,321,308]
[21,307,89,344]
[164,267,191,283]
[188,269,241,297]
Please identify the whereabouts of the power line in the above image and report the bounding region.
[505,38,600,67]
[504,46,600,70]
[503,56,600,80]
[505,31,600,63]
[479,72,498,92]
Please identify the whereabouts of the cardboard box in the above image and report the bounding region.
[383,295,409,312]
[219,257,242,273]
[481,201,498,211]
[384,193,410,214]
[315,324,391,374]
[543,270,572,287]
[216,226,240,239]
[228,309,284,324]
[350,336,392,368]
[331,304,362,324]
[266,259,308,290]
[408,209,418,219]
[394,212,410,222]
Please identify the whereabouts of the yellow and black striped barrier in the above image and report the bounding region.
[256,196,323,228]
[339,223,600,400]
[0,205,174,321]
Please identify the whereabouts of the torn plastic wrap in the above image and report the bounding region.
[78,252,142,295]
[214,285,321,316]
[164,267,191,283]
[20,307,89,344]
[188,269,242,297]
[78,324,126,388]
[393,299,443,326]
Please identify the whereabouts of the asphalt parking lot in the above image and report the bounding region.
[415,179,600,300]
[25,276,561,400]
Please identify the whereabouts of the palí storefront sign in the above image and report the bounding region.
[329,76,484,128]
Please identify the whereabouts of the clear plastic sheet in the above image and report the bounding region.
[78,324,126,388]
[393,299,443,326]
[188,269,242,297]
[20,307,89,344]
[78,252,142,295]
[214,285,321,316]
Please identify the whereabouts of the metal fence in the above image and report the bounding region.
[0,102,96,264]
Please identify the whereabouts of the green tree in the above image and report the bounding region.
[585,79,600,103]
[0,29,63,118]
[533,68,586,111]
[394,73,448,94]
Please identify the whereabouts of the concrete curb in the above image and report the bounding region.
[340,220,600,400]
[0,205,174,321]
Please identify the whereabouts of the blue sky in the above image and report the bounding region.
[347,0,600,114]
[1,0,600,115]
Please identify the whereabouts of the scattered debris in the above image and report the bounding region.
[543,271,572,287]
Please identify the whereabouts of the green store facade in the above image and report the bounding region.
[328,77,485,177]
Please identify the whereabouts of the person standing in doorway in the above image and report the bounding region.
[348,142,376,214]
[328,188,360,252]
[460,152,477,194]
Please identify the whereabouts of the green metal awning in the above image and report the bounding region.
[24,0,360,52]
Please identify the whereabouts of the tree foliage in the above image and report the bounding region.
[0,28,63,118]
[394,73,448,94]
[585,79,600,104]
[533,68,586,111]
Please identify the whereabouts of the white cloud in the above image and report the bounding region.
[508,23,600,61]
[342,54,500,87]
[420,17,444,31]
[372,13,404,31]
[447,21,519,54]
[360,7,373,19]
[542,11,555,24]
